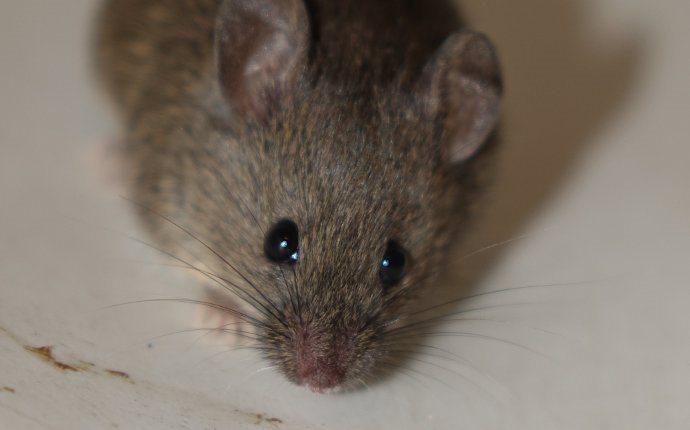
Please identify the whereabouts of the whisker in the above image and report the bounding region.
[245,365,279,381]
[445,318,564,337]
[387,330,552,361]
[289,264,304,323]
[379,359,459,393]
[386,351,498,402]
[386,302,547,336]
[376,360,429,389]
[191,345,260,369]
[389,316,564,339]
[123,234,277,326]
[204,160,294,321]
[384,341,514,400]
[60,214,274,323]
[207,178,301,330]
[149,325,260,343]
[456,229,554,261]
[102,298,274,334]
[354,377,370,392]
[385,342,496,381]
[408,278,605,319]
[185,320,263,349]
[121,196,288,327]
[278,265,299,319]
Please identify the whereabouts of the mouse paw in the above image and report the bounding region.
[193,290,252,348]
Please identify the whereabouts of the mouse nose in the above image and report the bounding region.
[295,334,351,392]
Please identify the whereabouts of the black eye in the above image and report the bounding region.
[264,219,299,264]
[379,241,406,287]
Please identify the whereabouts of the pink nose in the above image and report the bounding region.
[296,336,350,393]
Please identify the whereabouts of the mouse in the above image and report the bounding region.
[95,0,502,393]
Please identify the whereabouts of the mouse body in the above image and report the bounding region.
[96,0,502,392]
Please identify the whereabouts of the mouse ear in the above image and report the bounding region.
[418,30,503,164]
[215,0,309,123]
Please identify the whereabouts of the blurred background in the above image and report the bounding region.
[1,0,689,428]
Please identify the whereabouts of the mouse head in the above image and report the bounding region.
[211,0,502,392]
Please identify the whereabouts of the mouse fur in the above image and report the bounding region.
[95,0,502,392]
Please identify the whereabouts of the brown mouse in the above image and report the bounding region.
[95,0,502,393]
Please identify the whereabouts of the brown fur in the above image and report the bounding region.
[95,0,501,391]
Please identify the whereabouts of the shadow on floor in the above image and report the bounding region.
[407,0,646,335]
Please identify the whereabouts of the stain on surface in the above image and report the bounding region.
[263,416,283,425]
[234,409,284,427]
[2,327,86,372]
[24,345,135,383]
[24,346,80,372]
[106,369,132,382]
[2,326,136,387]
[0,326,24,345]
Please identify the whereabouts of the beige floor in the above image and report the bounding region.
[1,0,689,429]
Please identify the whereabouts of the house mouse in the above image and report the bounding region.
[95,0,502,393]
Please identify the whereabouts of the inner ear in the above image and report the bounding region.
[419,30,503,164]
[215,0,310,123]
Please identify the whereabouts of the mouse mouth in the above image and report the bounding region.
[301,374,346,394]
[296,351,349,393]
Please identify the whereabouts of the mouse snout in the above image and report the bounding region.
[294,330,352,392]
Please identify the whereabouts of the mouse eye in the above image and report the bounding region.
[379,241,406,287]
[264,219,300,264]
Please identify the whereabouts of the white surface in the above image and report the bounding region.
[1,0,689,429]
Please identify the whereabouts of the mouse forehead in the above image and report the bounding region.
[286,154,398,248]
[270,93,436,199]
[251,87,445,247]
[271,127,421,229]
